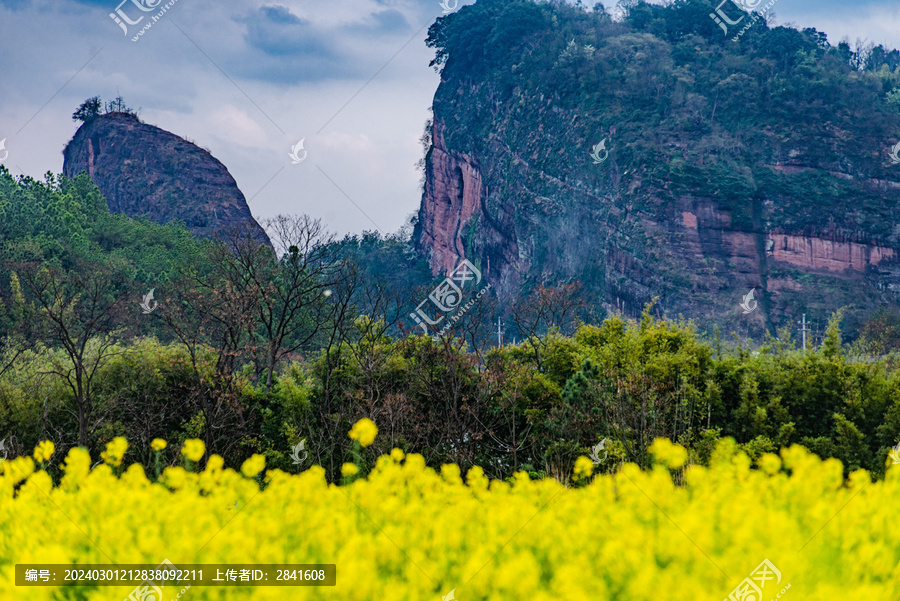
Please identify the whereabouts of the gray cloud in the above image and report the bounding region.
[242,5,331,57]
[359,9,412,34]
[231,4,416,84]
[233,4,357,83]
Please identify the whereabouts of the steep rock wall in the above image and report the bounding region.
[414,1,900,336]
[64,113,270,245]
[417,119,520,289]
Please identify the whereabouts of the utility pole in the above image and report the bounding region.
[496,317,504,348]
[801,313,807,352]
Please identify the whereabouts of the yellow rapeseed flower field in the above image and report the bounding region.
[1,436,899,600]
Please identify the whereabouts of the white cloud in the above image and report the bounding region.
[771,2,900,48]
[206,106,270,149]
[320,132,377,153]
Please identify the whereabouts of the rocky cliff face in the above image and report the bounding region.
[63,113,269,245]
[417,120,519,282]
[415,0,900,336]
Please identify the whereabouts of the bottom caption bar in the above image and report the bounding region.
[15,562,336,586]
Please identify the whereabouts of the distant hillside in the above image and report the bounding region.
[63,112,270,245]
[416,0,900,337]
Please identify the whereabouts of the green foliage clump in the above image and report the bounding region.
[72,95,139,122]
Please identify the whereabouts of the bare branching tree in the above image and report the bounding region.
[511,281,584,367]
[475,361,533,477]
[14,260,128,447]
[454,289,500,363]
[158,239,262,457]
[303,259,413,479]
[252,216,339,396]
[0,273,34,380]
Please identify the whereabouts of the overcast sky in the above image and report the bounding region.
[1,0,899,238]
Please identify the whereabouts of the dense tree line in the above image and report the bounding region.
[2,168,900,484]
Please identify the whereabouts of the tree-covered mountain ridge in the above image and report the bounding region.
[415,0,900,337]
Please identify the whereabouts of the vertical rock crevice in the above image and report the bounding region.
[416,118,517,279]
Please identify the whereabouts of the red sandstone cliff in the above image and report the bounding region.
[416,119,519,287]
[63,113,270,246]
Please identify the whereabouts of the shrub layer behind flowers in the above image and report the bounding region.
[1,439,898,600]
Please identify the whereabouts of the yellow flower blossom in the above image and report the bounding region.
[390,448,405,462]
[348,418,378,447]
[205,454,225,473]
[573,455,593,481]
[60,447,90,489]
[241,454,266,478]
[758,452,782,475]
[32,441,54,463]
[100,436,128,467]
[150,438,167,452]
[180,438,205,463]
[341,462,359,477]
[441,463,462,485]
[649,438,688,469]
